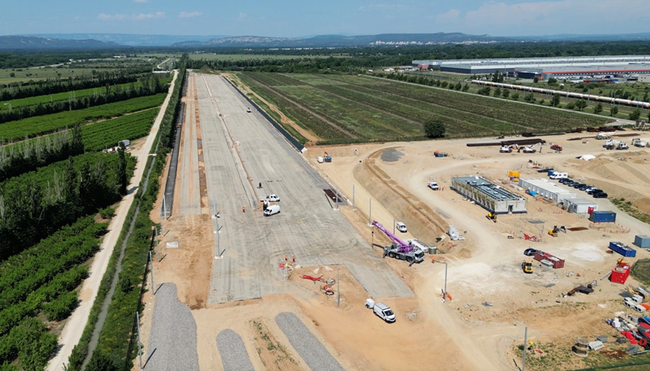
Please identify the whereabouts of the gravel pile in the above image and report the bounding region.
[275,312,344,371]
[216,329,255,371]
[145,283,199,370]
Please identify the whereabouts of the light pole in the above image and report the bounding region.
[440,261,448,302]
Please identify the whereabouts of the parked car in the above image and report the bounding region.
[593,191,608,198]
[587,188,601,195]
[260,194,280,202]
[572,183,585,189]
[396,222,407,233]
[524,248,540,256]
[559,178,572,184]
[428,182,439,190]
[578,184,591,191]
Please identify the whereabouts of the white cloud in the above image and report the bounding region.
[134,0,148,3]
[436,9,460,24]
[237,13,247,20]
[179,11,202,18]
[98,12,164,21]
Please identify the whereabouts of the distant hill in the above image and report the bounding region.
[0,35,118,50]
[517,32,650,42]
[2,32,650,50]
[173,33,512,48]
[33,33,227,47]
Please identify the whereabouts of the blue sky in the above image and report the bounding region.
[1,0,649,37]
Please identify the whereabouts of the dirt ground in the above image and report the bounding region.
[140,103,650,369]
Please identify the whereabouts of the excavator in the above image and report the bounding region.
[486,212,497,223]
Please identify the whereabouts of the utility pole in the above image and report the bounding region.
[522,327,528,371]
[337,262,340,308]
[335,187,339,210]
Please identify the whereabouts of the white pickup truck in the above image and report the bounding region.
[428,182,439,191]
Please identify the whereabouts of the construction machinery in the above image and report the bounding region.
[372,221,425,265]
[486,212,497,223]
[522,260,534,274]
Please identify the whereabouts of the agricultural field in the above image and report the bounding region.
[0,93,165,141]
[82,108,158,151]
[1,76,171,111]
[0,56,160,84]
[239,72,610,144]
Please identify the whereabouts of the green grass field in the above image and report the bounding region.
[239,72,610,144]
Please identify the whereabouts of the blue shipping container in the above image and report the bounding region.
[609,241,637,258]
[590,211,616,223]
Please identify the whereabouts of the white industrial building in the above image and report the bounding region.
[518,178,576,203]
[563,197,599,214]
[451,176,526,214]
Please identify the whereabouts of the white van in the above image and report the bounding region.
[549,172,568,180]
[264,204,280,216]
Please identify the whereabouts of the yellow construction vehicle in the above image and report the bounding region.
[548,229,558,237]
[522,260,534,274]
[486,212,497,223]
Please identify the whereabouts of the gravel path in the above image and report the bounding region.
[145,283,199,371]
[275,312,344,371]
[216,329,255,371]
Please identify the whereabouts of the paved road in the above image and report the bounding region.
[178,74,201,215]
[187,73,412,304]
[47,71,178,371]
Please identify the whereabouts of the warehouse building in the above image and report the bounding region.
[519,178,575,203]
[451,176,527,214]
[412,55,650,79]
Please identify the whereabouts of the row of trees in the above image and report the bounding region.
[0,216,107,370]
[0,71,142,101]
[0,152,131,260]
[0,125,84,182]
[0,77,166,123]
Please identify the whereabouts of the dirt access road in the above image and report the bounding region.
[47,71,178,371]
[142,70,650,370]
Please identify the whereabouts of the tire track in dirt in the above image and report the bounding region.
[359,147,449,246]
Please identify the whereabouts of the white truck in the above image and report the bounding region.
[365,299,396,323]
[632,138,648,147]
[428,182,439,191]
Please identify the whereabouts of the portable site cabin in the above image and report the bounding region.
[519,178,575,203]
[451,176,527,214]
[563,197,598,214]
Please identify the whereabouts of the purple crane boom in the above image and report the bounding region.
[372,220,414,253]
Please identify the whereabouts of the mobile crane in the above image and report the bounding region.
[372,221,425,265]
